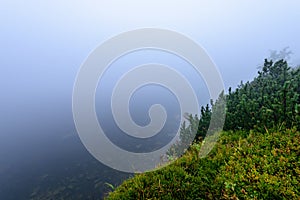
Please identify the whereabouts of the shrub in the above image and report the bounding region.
[106,129,300,199]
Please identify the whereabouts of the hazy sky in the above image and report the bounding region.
[1,0,300,160]
[1,1,300,87]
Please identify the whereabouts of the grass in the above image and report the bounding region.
[106,128,300,199]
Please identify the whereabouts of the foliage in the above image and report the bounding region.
[225,59,300,131]
[166,91,226,159]
[218,128,300,199]
[106,129,300,199]
[165,106,211,159]
[105,58,300,199]
[168,59,299,160]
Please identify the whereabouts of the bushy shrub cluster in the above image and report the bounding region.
[225,59,300,131]
[106,129,300,199]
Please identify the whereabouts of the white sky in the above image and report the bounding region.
[1,0,299,88]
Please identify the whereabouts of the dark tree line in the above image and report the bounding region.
[224,59,300,131]
[167,59,300,158]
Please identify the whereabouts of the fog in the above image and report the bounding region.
[0,0,299,199]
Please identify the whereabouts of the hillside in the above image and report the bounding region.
[106,128,299,199]
[106,59,300,199]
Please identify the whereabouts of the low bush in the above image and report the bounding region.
[106,128,300,199]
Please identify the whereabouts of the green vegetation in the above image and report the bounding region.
[225,59,300,131]
[106,59,300,199]
[106,129,299,199]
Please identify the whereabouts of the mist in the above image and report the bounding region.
[1,1,300,199]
